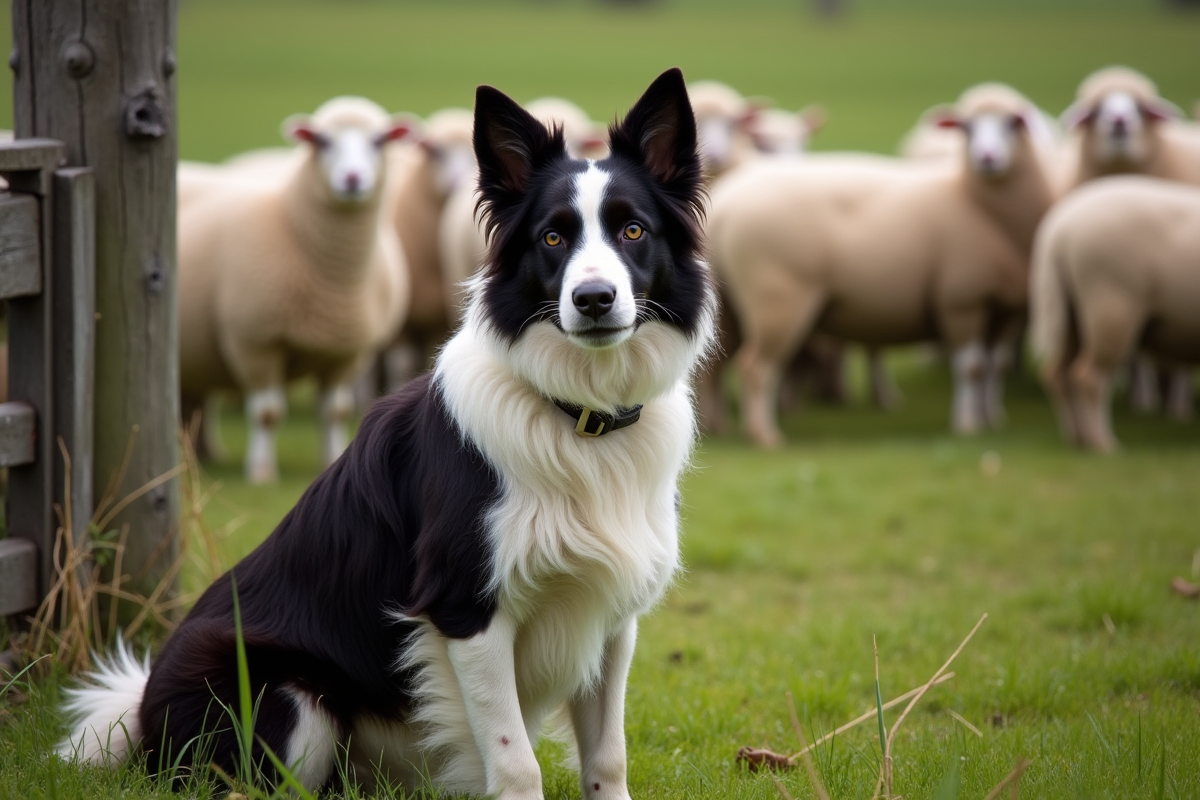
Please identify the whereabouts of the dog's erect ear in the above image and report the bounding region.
[474,85,564,199]
[609,68,700,188]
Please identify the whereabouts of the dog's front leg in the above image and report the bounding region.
[570,619,638,800]
[447,610,543,800]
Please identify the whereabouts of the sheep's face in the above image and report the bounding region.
[696,112,741,175]
[1089,91,1154,165]
[747,107,824,156]
[473,68,711,356]
[425,140,477,198]
[936,110,1029,181]
[1066,90,1177,169]
[287,115,414,204]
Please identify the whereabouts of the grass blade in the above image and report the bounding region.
[230,574,255,785]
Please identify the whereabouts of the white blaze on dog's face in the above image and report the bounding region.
[555,166,636,348]
[470,68,712,380]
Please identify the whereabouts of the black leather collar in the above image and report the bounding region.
[553,400,643,437]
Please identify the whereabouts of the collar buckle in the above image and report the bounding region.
[574,408,607,437]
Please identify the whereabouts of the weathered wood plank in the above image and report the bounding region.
[0,139,65,175]
[0,401,36,467]
[3,185,54,604]
[0,538,39,617]
[14,0,181,623]
[53,167,96,586]
[0,193,42,298]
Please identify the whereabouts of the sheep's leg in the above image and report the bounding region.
[1129,354,1161,414]
[1166,368,1194,422]
[1042,359,1082,445]
[1068,358,1117,452]
[738,344,786,448]
[318,384,356,468]
[694,360,729,436]
[245,387,287,483]
[1073,290,1143,452]
[734,280,824,448]
[949,341,987,434]
[384,342,422,393]
[867,347,902,410]
[200,394,228,462]
[982,341,1013,427]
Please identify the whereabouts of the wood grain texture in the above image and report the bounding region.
[0,538,39,617]
[52,168,96,593]
[0,193,41,299]
[13,0,180,619]
[0,401,36,468]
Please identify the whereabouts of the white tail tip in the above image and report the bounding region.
[56,638,150,767]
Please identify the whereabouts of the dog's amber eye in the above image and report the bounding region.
[543,231,562,247]
[623,223,644,241]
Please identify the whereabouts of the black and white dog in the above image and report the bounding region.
[60,68,714,799]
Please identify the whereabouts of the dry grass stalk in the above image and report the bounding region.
[946,708,983,738]
[872,613,989,800]
[981,758,1032,800]
[16,429,227,676]
[740,672,958,782]
[786,673,956,761]
[786,691,831,800]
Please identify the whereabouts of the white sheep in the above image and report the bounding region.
[525,97,607,158]
[687,80,762,179]
[705,83,1057,447]
[381,107,475,387]
[743,105,826,156]
[1060,66,1199,415]
[437,97,605,324]
[1031,176,1200,451]
[178,96,413,483]
[1061,66,1195,187]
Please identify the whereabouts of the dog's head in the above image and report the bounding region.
[468,68,715,409]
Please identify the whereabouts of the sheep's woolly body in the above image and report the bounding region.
[708,85,1055,445]
[385,107,475,370]
[178,96,410,477]
[1030,177,1200,450]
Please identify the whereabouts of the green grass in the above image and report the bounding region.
[3,1,1200,798]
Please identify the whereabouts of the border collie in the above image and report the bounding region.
[59,68,714,798]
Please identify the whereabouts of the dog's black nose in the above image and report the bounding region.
[572,282,616,320]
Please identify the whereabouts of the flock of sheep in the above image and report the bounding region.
[175,66,1200,481]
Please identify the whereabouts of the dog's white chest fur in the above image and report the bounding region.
[362,312,699,793]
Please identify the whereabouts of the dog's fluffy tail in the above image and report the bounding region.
[56,639,150,766]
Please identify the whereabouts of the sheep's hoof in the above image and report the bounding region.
[246,461,279,485]
[952,419,983,436]
[747,427,784,449]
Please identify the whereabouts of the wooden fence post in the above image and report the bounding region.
[12,0,180,622]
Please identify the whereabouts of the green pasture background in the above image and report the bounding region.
[3,1,1200,799]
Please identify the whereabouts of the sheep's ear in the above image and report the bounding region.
[799,104,828,135]
[580,124,609,158]
[474,85,563,198]
[739,97,772,129]
[376,113,421,147]
[609,67,699,188]
[927,105,962,130]
[1139,97,1182,123]
[283,114,324,145]
[1060,101,1097,130]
